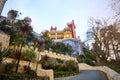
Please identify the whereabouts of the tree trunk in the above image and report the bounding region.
[15,43,23,72]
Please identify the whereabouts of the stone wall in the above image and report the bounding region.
[103,66,120,80]
[39,50,77,62]
[37,69,54,80]
[23,46,77,62]
[4,58,54,80]
[0,31,10,49]
[7,45,77,80]
[78,63,112,80]
[10,45,77,62]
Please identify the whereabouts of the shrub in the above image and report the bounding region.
[77,55,85,63]
[4,61,17,73]
[26,70,37,76]
[56,58,64,63]
[65,60,79,72]
[23,65,31,72]
[84,58,95,66]
[23,65,37,76]
[83,48,96,61]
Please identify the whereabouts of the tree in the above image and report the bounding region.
[0,20,11,34]
[33,38,45,72]
[42,31,53,51]
[51,42,74,55]
[87,18,120,64]
[22,49,36,67]
[110,0,120,15]
[7,10,18,21]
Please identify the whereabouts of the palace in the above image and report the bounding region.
[46,20,76,41]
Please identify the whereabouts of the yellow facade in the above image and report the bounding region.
[47,30,72,40]
[63,31,72,38]
[48,31,64,40]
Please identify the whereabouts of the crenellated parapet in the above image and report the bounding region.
[21,46,77,62]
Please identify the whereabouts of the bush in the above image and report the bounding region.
[56,59,64,63]
[26,70,37,76]
[4,61,17,73]
[23,65,37,76]
[40,56,79,77]
[77,55,85,63]
[65,60,79,72]
[82,48,96,61]
[54,71,74,77]
[84,58,95,66]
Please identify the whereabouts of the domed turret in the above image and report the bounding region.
[63,27,72,32]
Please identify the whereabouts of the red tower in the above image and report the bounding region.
[67,20,76,38]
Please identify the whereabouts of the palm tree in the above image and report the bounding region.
[22,49,36,67]
[42,31,53,51]
[14,20,33,72]
[33,38,44,72]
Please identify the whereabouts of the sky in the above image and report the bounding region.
[2,0,112,42]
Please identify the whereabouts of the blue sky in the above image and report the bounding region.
[2,0,112,41]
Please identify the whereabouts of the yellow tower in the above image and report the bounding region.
[63,27,72,39]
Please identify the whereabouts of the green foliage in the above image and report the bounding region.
[22,49,36,62]
[51,42,74,55]
[25,70,37,76]
[4,61,17,74]
[84,58,95,66]
[65,60,79,72]
[40,55,79,77]
[77,49,96,66]
[83,48,96,61]
[40,55,51,69]
[42,31,53,51]
[54,60,79,77]
[54,71,74,77]
[56,59,64,63]
[77,55,85,63]
[0,20,11,34]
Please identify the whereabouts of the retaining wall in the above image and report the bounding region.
[78,63,112,80]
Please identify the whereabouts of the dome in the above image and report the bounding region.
[63,27,72,32]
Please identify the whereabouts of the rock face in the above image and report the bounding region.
[103,66,120,80]
[62,38,84,57]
